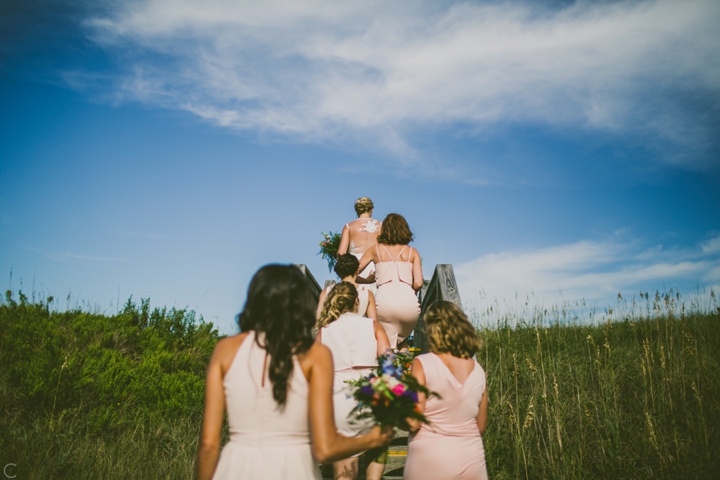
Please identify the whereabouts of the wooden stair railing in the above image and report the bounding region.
[414,264,462,353]
[294,264,322,302]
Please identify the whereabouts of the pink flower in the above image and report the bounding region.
[392,383,406,396]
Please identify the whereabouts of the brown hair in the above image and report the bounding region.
[354,197,374,216]
[423,301,481,358]
[317,282,358,328]
[377,213,413,245]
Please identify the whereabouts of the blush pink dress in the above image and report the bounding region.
[212,331,321,480]
[374,245,420,348]
[320,312,378,446]
[404,353,488,480]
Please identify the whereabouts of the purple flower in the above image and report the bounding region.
[361,385,374,396]
[402,389,418,403]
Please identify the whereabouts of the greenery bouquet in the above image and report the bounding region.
[318,231,342,271]
[346,352,438,428]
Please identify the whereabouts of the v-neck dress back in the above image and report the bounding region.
[404,353,488,480]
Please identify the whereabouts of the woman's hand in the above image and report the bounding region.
[368,425,395,448]
[357,248,377,278]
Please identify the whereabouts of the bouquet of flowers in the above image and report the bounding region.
[346,351,439,428]
[318,231,342,272]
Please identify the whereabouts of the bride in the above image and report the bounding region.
[338,197,381,286]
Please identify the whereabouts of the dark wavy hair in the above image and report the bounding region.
[423,301,481,359]
[334,253,360,279]
[236,264,316,406]
[377,213,414,245]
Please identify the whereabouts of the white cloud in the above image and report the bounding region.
[455,234,720,315]
[82,0,720,165]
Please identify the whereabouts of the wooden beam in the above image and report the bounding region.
[414,264,462,353]
[294,264,322,301]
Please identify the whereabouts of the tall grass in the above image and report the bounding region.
[477,290,720,479]
[2,289,718,478]
[0,290,223,479]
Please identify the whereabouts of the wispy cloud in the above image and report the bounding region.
[22,246,126,263]
[80,0,720,166]
[64,253,126,262]
[120,230,165,240]
[455,234,720,310]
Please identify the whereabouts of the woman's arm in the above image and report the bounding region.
[366,290,378,322]
[338,224,350,256]
[404,357,427,433]
[357,248,376,277]
[373,321,391,356]
[304,343,394,462]
[476,373,489,436]
[316,288,327,320]
[195,335,246,480]
[411,248,424,291]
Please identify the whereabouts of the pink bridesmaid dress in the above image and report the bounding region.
[212,331,321,480]
[404,353,488,480]
[374,245,420,348]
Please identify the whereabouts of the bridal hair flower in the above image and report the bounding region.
[354,197,374,216]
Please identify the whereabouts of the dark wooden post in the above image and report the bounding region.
[294,264,322,303]
[415,264,462,353]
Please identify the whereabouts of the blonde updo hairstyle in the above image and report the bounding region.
[354,197,374,216]
[423,301,481,358]
[318,281,358,328]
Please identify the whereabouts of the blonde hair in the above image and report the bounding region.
[423,301,481,358]
[318,282,358,328]
[354,197,374,216]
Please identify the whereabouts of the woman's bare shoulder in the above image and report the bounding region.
[297,342,333,381]
[212,332,250,366]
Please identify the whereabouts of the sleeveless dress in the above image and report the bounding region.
[320,312,378,447]
[404,353,488,480]
[212,331,321,480]
[322,284,370,318]
[374,245,420,348]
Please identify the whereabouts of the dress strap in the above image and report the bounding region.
[381,244,392,261]
[396,246,407,261]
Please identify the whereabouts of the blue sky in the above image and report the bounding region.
[1,0,719,333]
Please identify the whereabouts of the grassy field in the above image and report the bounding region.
[1,289,718,479]
[477,291,720,479]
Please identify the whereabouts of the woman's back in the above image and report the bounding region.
[321,313,378,374]
[345,218,381,256]
[404,353,488,480]
[212,331,321,480]
[414,353,485,436]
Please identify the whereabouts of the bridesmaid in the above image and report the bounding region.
[316,254,378,322]
[317,282,391,480]
[338,197,381,285]
[195,265,394,480]
[357,213,422,349]
[403,301,489,480]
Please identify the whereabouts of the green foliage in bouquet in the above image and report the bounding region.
[346,352,439,429]
[318,231,342,272]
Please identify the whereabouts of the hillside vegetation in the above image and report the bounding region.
[1,289,719,479]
